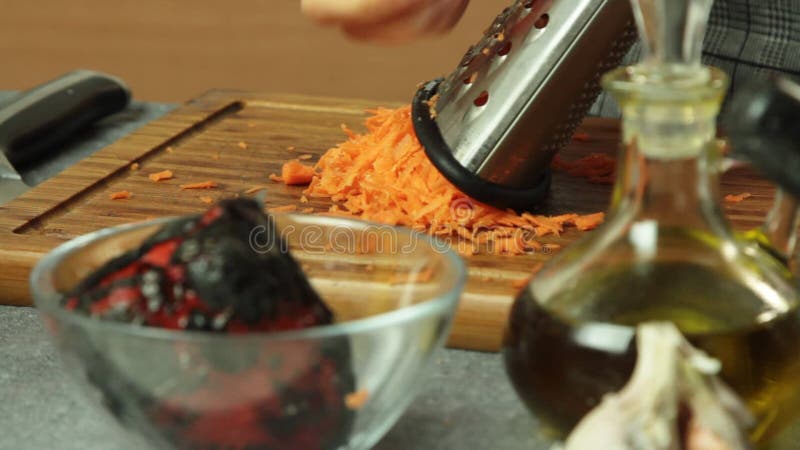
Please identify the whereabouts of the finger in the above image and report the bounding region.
[341,0,469,43]
[301,0,425,25]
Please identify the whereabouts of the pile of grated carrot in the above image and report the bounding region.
[552,152,616,184]
[272,105,604,256]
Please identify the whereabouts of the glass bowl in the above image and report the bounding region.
[30,213,466,450]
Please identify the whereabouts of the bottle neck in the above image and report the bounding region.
[609,116,729,235]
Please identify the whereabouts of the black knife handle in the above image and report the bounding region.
[723,75,800,199]
[0,70,131,172]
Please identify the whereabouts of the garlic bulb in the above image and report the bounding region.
[558,322,753,450]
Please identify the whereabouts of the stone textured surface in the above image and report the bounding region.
[0,306,550,450]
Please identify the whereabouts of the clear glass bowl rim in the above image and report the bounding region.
[30,214,467,344]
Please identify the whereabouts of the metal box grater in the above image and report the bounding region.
[412,0,637,210]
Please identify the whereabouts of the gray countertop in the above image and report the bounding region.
[0,91,547,450]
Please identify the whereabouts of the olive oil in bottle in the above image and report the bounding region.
[503,261,800,446]
[501,0,800,447]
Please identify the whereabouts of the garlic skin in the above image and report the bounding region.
[557,322,754,450]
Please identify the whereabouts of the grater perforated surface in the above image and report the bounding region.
[412,0,637,210]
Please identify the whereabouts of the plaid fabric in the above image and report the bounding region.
[590,0,800,117]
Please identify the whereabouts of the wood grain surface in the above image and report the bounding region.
[0,90,780,351]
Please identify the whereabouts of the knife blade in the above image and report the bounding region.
[0,151,27,204]
[0,70,130,205]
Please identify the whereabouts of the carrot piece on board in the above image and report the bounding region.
[237,141,248,149]
[573,212,605,231]
[130,163,140,171]
[281,160,316,186]
[110,191,132,200]
[724,192,752,203]
[269,173,283,183]
[199,196,214,204]
[553,152,616,182]
[345,389,370,410]
[245,185,269,195]
[148,170,173,182]
[298,154,313,160]
[180,181,218,190]
[572,132,591,142]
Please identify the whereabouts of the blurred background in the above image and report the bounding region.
[1,1,507,103]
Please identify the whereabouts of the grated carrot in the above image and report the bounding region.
[302,106,604,255]
[180,181,218,190]
[165,146,174,154]
[237,141,248,150]
[268,204,298,213]
[301,207,314,214]
[552,153,616,184]
[281,160,316,186]
[298,154,313,160]
[572,132,591,142]
[269,173,283,183]
[110,190,132,200]
[149,170,173,182]
[130,162,140,171]
[345,389,370,410]
[245,185,269,195]
[200,196,214,204]
[572,212,605,231]
[725,192,752,203]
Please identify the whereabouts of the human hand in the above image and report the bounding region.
[301,0,469,43]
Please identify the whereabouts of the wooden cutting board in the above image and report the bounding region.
[0,90,779,351]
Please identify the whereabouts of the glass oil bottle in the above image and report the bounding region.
[502,0,800,447]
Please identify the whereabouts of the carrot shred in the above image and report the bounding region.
[725,192,752,203]
[245,185,269,195]
[130,162,140,171]
[301,106,604,254]
[180,181,218,190]
[200,196,214,204]
[148,170,174,182]
[553,152,616,184]
[572,132,591,142]
[237,141,248,149]
[110,190,132,200]
[301,207,314,214]
[269,173,283,183]
[298,154,313,160]
[281,160,316,186]
[268,205,298,213]
[345,389,370,410]
[573,212,605,231]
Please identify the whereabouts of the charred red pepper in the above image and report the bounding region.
[64,198,354,450]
